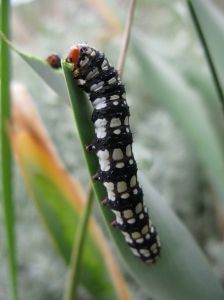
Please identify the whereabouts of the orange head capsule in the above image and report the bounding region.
[66,46,80,67]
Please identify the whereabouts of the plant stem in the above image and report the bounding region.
[0,1,18,299]
[187,0,224,110]
[63,187,94,300]
[117,0,136,77]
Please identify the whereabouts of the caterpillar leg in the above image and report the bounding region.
[86,143,96,152]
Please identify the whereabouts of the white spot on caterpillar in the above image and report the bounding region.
[156,236,161,247]
[85,47,92,54]
[129,159,134,165]
[146,233,150,239]
[122,93,126,99]
[145,259,154,264]
[136,238,144,243]
[112,210,123,225]
[130,248,140,256]
[123,209,133,219]
[122,232,133,243]
[91,50,96,56]
[110,118,121,128]
[127,218,135,224]
[97,150,109,159]
[114,129,121,135]
[108,192,115,201]
[95,102,106,110]
[103,181,114,189]
[139,213,144,220]
[141,225,149,235]
[94,118,107,128]
[132,232,141,239]
[153,247,158,254]
[104,182,115,200]
[124,116,129,125]
[94,118,107,139]
[86,68,99,80]
[135,203,142,214]
[112,148,123,160]
[113,101,119,105]
[95,127,106,138]
[133,188,138,195]
[115,162,125,168]
[90,81,104,92]
[140,249,150,257]
[121,193,130,199]
[92,97,106,108]
[126,145,132,157]
[78,79,86,85]
[130,175,137,187]
[117,181,127,193]
[101,59,108,70]
[97,131,106,139]
[108,77,117,85]
[150,243,158,251]
[97,150,110,171]
[110,95,119,101]
[80,56,89,67]
[126,128,130,133]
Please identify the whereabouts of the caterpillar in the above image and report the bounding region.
[66,44,161,264]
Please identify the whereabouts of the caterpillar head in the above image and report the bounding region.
[66,44,92,78]
[66,43,91,64]
[66,45,80,68]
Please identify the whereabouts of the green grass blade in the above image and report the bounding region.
[0,1,18,299]
[187,0,224,110]
[63,188,94,300]
[62,60,224,300]
[189,0,224,93]
[132,38,224,204]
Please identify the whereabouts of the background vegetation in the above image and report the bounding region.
[1,0,224,299]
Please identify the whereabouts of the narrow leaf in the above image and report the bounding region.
[63,188,94,300]
[62,60,224,300]
[0,1,18,299]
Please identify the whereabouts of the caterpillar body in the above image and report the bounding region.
[66,44,161,264]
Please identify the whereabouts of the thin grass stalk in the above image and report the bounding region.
[117,0,136,77]
[187,0,224,110]
[0,0,18,299]
[63,188,94,300]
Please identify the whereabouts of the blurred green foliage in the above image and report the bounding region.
[1,0,224,299]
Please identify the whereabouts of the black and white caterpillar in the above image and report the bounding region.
[66,44,161,264]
